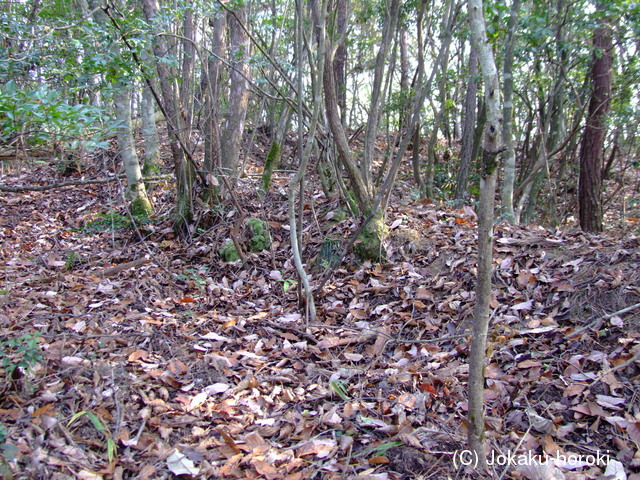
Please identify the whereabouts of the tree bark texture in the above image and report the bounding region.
[140,47,161,175]
[467,0,503,469]
[323,45,371,215]
[362,0,401,189]
[141,0,194,231]
[221,7,251,179]
[203,12,226,174]
[579,23,612,233]
[455,46,478,202]
[334,0,348,124]
[499,0,521,221]
[114,83,153,216]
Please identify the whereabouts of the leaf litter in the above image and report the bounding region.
[0,156,639,480]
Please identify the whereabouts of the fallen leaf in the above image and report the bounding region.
[166,450,200,476]
[297,438,337,458]
[204,383,231,394]
[512,299,534,311]
[254,459,281,480]
[604,459,627,480]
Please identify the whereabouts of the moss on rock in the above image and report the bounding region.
[247,217,271,252]
[219,218,271,262]
[219,239,240,262]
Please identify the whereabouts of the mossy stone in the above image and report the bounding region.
[246,217,271,252]
[219,239,240,262]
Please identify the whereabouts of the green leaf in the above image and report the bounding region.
[68,410,88,427]
[85,411,106,434]
[107,438,117,462]
[330,380,349,401]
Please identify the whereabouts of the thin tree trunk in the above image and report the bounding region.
[412,124,424,193]
[288,0,321,323]
[334,0,348,125]
[455,46,478,203]
[579,18,612,233]
[114,82,153,216]
[425,40,451,199]
[548,0,568,152]
[399,28,410,132]
[323,44,371,215]
[260,104,292,198]
[425,99,445,198]
[203,12,226,174]
[499,0,521,222]
[467,0,503,469]
[90,0,152,216]
[380,0,459,212]
[179,7,196,144]
[140,48,161,176]
[220,6,251,180]
[141,0,194,233]
[409,0,427,193]
[361,0,401,190]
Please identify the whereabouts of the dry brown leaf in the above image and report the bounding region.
[253,459,282,480]
[627,420,640,445]
[562,383,586,397]
[368,456,389,465]
[219,454,244,478]
[297,438,337,458]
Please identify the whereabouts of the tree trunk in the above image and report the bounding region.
[467,0,503,469]
[179,7,196,144]
[579,20,612,233]
[409,0,427,194]
[412,124,424,193]
[89,0,152,216]
[425,100,444,198]
[203,12,226,174]
[399,28,410,132]
[323,44,371,215]
[287,0,321,323]
[425,42,451,199]
[141,0,194,233]
[321,0,385,261]
[260,105,292,198]
[334,0,348,125]
[114,82,153,216]
[455,46,478,203]
[361,0,401,190]
[140,47,161,176]
[220,6,251,180]
[548,0,568,152]
[499,0,521,222]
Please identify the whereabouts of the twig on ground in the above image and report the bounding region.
[567,301,640,340]
[0,175,172,192]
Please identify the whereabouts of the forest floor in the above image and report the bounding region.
[1,139,640,480]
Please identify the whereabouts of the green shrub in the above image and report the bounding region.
[0,80,111,152]
[0,332,43,384]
